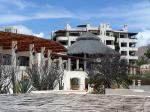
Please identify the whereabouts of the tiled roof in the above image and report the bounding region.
[0,31,67,53]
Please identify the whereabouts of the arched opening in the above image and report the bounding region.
[70,78,80,90]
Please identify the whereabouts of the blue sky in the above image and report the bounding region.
[0,0,150,45]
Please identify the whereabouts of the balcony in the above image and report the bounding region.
[118,38,137,43]
[129,47,138,51]
[107,45,115,49]
[129,56,138,60]
[57,36,69,41]
[120,47,128,51]
[129,38,137,43]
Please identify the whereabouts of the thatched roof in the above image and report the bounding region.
[68,32,119,55]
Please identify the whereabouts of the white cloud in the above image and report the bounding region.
[0,0,150,30]
[13,25,44,37]
[76,1,150,30]
[0,0,35,9]
[34,32,44,38]
[0,1,75,25]
[137,29,150,47]
[13,25,33,35]
[0,15,29,24]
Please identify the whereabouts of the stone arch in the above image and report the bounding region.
[70,78,80,90]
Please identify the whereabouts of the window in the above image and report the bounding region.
[121,42,127,47]
[129,59,136,65]
[129,51,135,56]
[18,56,29,66]
[92,32,98,35]
[121,51,127,56]
[69,32,79,36]
[3,54,11,65]
[120,35,124,38]
[106,40,113,45]
[71,41,75,45]
[58,40,68,46]
[106,32,110,36]
[129,43,136,47]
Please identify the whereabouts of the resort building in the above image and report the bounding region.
[0,26,18,33]
[52,23,138,64]
[0,31,137,92]
[0,31,119,91]
[0,31,67,92]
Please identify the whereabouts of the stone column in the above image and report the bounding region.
[138,80,141,86]
[80,77,85,91]
[59,57,63,71]
[59,57,63,90]
[84,54,87,71]
[76,59,79,70]
[11,41,17,94]
[133,68,136,75]
[41,47,45,67]
[130,67,133,74]
[0,46,3,64]
[132,80,136,86]
[11,41,17,68]
[34,52,38,65]
[47,50,52,68]
[68,58,71,71]
[29,44,34,68]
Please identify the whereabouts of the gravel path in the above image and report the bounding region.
[0,94,150,112]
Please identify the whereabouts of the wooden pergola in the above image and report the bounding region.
[0,31,67,54]
[0,31,68,68]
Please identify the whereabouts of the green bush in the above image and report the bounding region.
[128,74,150,80]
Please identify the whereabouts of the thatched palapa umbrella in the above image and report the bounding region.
[68,32,118,55]
[67,32,119,71]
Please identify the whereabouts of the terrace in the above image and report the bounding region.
[0,93,150,112]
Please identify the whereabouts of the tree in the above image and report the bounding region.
[27,60,64,90]
[136,56,147,66]
[145,46,150,62]
[87,54,129,93]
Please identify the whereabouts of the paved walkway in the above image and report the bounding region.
[0,93,150,112]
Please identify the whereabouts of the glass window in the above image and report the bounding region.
[69,32,79,36]
[120,35,124,38]
[121,51,127,56]
[106,40,113,45]
[59,40,68,46]
[18,56,29,66]
[71,41,75,45]
[3,54,11,65]
[121,43,127,47]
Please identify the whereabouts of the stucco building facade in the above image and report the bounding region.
[52,23,138,64]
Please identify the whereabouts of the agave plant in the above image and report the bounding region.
[15,75,34,93]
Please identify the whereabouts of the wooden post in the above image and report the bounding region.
[29,44,34,68]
